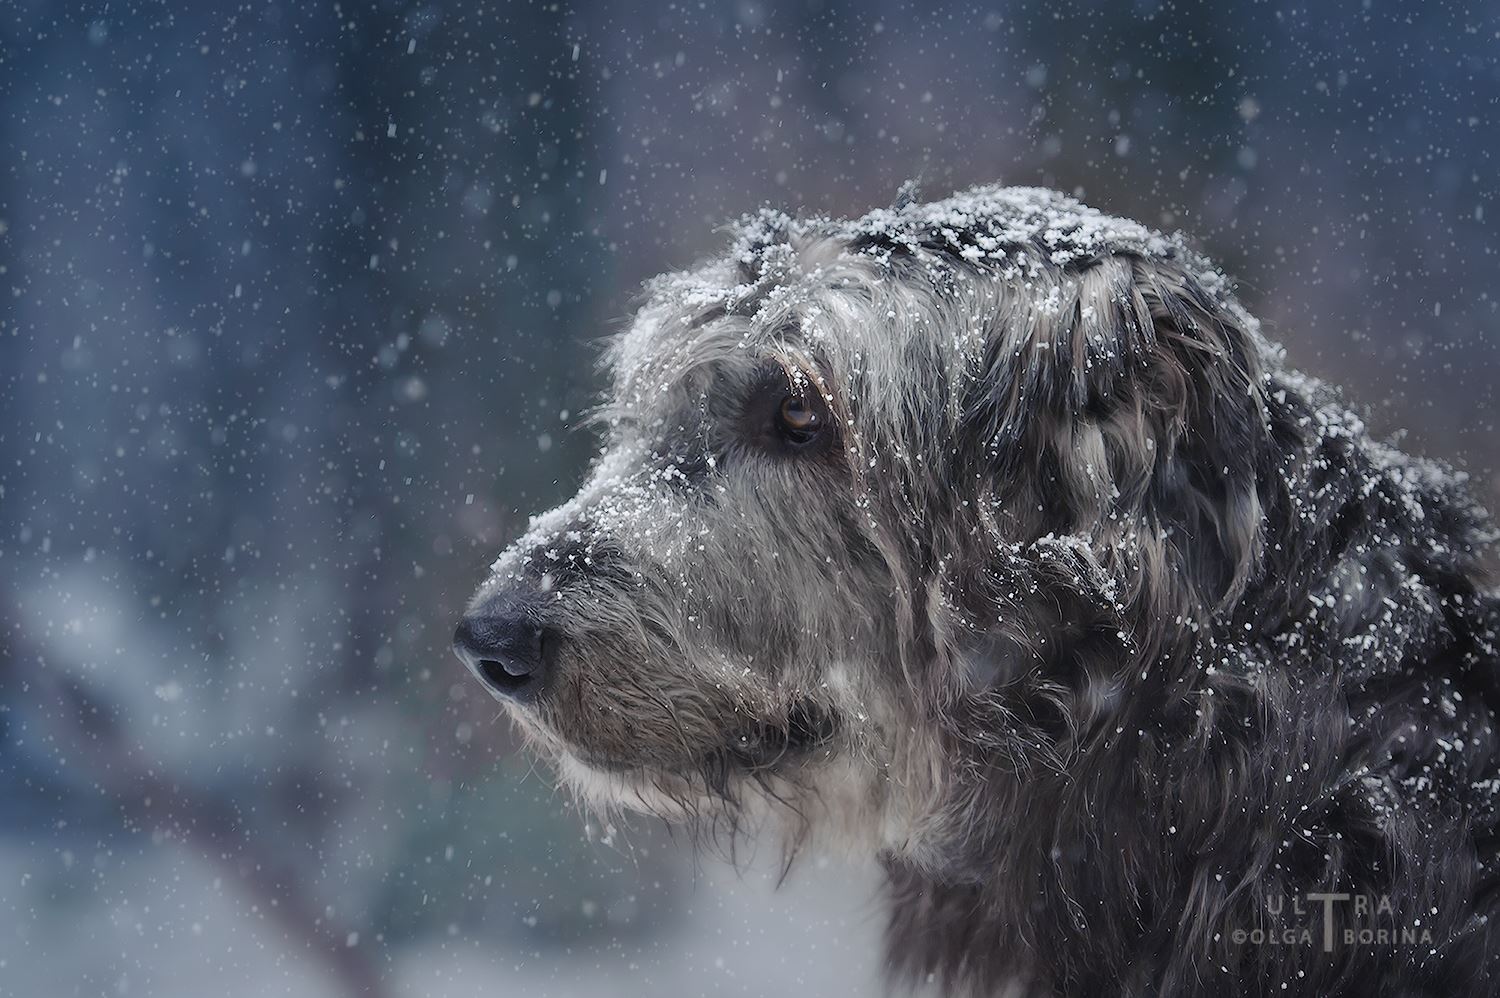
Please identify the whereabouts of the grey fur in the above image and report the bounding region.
[461,186,1500,997]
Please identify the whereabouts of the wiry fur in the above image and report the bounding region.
[463,185,1500,996]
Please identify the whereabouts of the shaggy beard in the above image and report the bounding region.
[512,712,897,872]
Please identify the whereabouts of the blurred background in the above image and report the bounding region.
[2,0,1497,995]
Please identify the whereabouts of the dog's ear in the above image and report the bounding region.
[961,253,1271,611]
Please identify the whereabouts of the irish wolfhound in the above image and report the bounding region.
[455,185,1500,997]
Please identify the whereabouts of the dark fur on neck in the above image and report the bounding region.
[885,363,1500,996]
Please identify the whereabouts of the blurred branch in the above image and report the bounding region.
[29,666,392,998]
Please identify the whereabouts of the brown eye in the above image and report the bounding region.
[745,363,835,455]
[778,394,823,444]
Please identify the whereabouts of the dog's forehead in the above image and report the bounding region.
[604,275,830,423]
[599,184,1203,427]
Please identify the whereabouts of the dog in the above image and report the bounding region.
[454,185,1500,996]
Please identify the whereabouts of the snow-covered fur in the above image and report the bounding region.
[461,185,1500,996]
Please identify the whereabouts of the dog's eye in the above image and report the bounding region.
[780,396,828,441]
[777,394,826,447]
[742,363,836,456]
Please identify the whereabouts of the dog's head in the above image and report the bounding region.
[456,186,1277,854]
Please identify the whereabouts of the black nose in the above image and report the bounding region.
[452,608,549,701]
